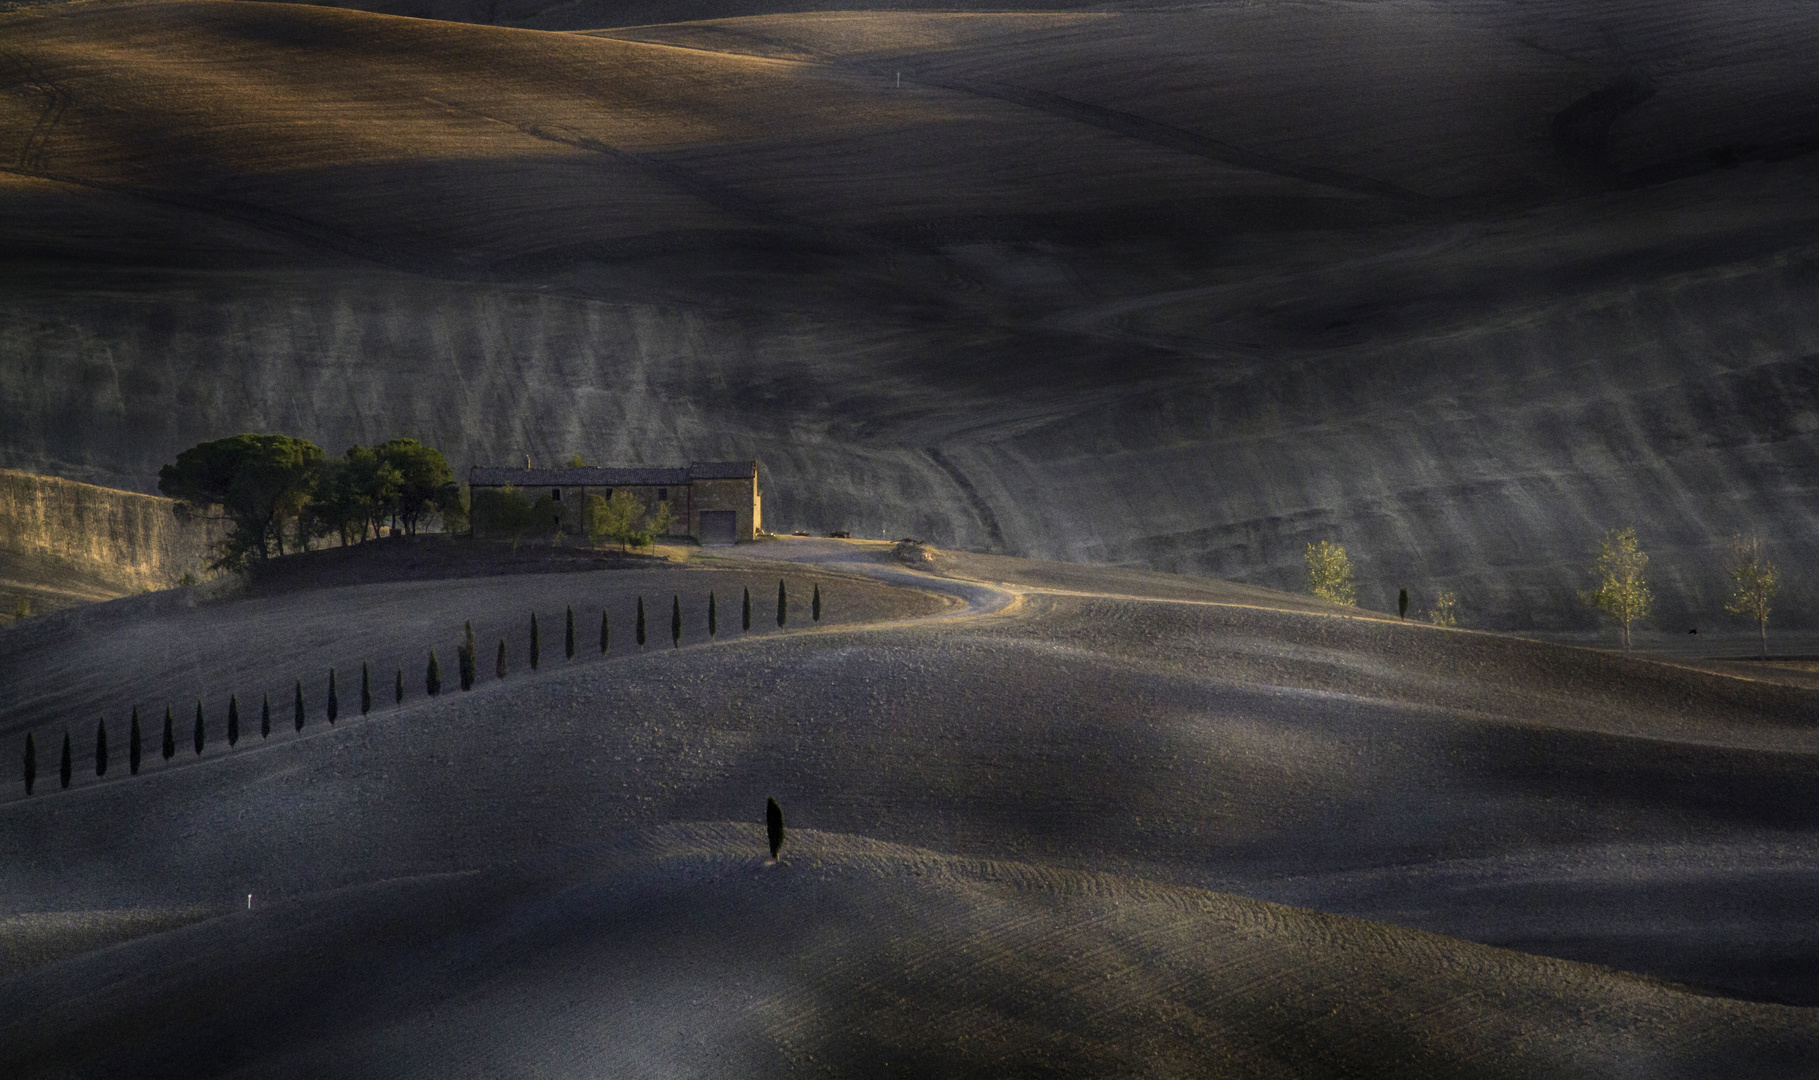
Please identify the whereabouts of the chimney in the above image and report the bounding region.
[525,455,532,469]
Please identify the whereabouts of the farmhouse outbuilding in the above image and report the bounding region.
[468,461,761,544]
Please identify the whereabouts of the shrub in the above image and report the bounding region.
[671,594,681,648]
[361,663,372,714]
[228,694,240,746]
[130,707,142,774]
[295,680,305,732]
[23,731,35,794]
[327,669,339,724]
[777,580,787,627]
[812,583,821,622]
[1304,541,1357,606]
[1427,591,1459,627]
[708,592,717,637]
[636,597,646,647]
[743,587,751,632]
[599,611,609,654]
[95,718,108,776]
[496,638,507,679]
[566,607,576,660]
[60,731,71,790]
[163,705,176,760]
[530,612,540,670]
[261,693,271,739]
[194,701,205,755]
[427,650,442,696]
[767,796,785,860]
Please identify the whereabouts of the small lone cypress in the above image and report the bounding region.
[327,669,339,723]
[530,612,540,670]
[742,587,752,632]
[708,592,717,637]
[599,611,609,654]
[294,680,305,732]
[465,622,477,688]
[130,707,142,774]
[95,718,108,777]
[59,731,71,790]
[228,694,240,746]
[766,796,785,860]
[812,582,821,622]
[496,638,507,679]
[361,663,372,714]
[23,732,35,794]
[163,705,176,760]
[193,700,205,755]
[636,597,646,647]
[395,668,404,705]
[777,580,787,627]
[671,594,681,648]
[427,650,442,696]
[1398,587,1409,619]
[566,606,576,660]
[261,693,271,739]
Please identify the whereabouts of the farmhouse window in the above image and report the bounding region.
[552,488,561,501]
[658,488,668,501]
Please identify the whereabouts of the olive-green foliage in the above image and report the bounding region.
[1426,590,1459,627]
[1583,526,1651,649]
[158,433,325,568]
[585,490,655,552]
[1724,534,1778,657]
[472,485,535,542]
[1304,541,1357,607]
[377,438,460,535]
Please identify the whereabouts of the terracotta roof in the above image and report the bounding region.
[468,461,757,487]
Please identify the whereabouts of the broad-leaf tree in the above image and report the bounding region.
[1724,534,1778,658]
[1304,541,1357,607]
[1584,526,1651,649]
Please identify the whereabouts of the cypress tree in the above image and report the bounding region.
[395,668,404,705]
[294,680,305,732]
[496,638,507,679]
[163,705,175,760]
[530,612,540,670]
[766,796,785,860]
[60,731,71,790]
[463,622,477,689]
[228,694,240,746]
[426,650,441,696]
[95,718,108,777]
[777,580,787,627]
[261,693,271,738]
[671,594,681,648]
[327,669,339,723]
[599,611,609,654]
[636,597,646,647]
[193,700,205,755]
[1398,587,1409,619]
[566,606,576,660]
[361,663,372,714]
[812,582,821,622]
[708,592,717,637]
[130,707,142,774]
[742,587,751,632]
[23,731,35,794]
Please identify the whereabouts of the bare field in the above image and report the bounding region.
[2,547,1818,1076]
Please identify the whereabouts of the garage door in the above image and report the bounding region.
[699,510,737,546]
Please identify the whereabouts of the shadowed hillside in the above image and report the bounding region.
[3,0,1817,631]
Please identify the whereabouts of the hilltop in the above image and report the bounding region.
[0,0,1815,628]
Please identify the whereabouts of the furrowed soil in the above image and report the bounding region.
[1,542,1817,1076]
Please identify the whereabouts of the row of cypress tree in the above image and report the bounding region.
[21,579,824,794]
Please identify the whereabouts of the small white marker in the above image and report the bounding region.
[896,72,901,89]
[247,892,253,910]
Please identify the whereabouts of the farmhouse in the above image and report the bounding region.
[468,461,761,544]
